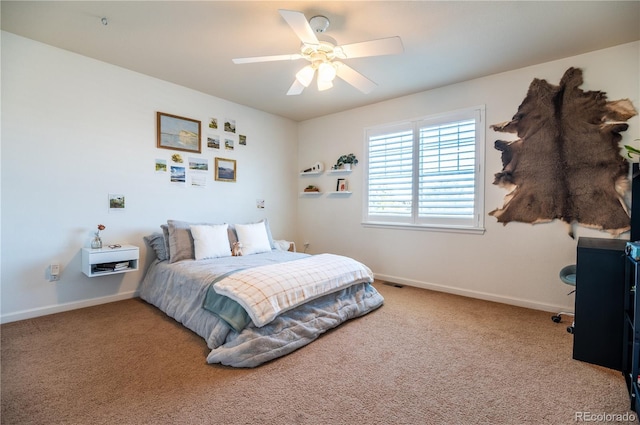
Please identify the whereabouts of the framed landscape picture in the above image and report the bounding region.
[215,157,236,182]
[157,112,201,153]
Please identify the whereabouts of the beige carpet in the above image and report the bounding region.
[1,282,635,424]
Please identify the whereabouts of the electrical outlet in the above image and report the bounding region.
[49,263,60,281]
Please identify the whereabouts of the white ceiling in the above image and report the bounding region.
[2,1,639,122]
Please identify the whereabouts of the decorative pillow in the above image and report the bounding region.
[273,239,293,252]
[234,221,272,255]
[167,220,196,263]
[143,233,168,261]
[228,219,275,251]
[190,224,231,260]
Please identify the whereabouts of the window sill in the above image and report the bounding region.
[361,221,485,235]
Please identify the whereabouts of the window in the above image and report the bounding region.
[364,106,485,233]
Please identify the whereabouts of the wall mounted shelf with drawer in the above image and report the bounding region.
[82,244,139,277]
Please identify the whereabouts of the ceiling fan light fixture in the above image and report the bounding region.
[233,9,403,96]
[295,65,315,87]
[318,61,337,82]
[317,79,333,91]
[309,15,330,33]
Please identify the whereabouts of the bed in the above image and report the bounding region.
[139,219,384,367]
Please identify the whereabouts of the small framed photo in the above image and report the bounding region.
[224,118,236,133]
[337,178,348,192]
[215,157,236,182]
[108,193,125,213]
[157,112,201,153]
[207,135,220,149]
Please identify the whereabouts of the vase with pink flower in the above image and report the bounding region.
[91,224,105,249]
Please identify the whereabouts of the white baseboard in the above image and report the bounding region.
[374,273,570,314]
[0,291,140,324]
[1,276,568,324]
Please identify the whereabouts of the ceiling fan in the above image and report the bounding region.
[232,9,404,95]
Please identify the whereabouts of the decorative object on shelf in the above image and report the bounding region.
[91,224,105,249]
[337,178,348,192]
[157,112,201,153]
[332,153,358,170]
[304,185,320,192]
[624,139,640,161]
[301,161,324,174]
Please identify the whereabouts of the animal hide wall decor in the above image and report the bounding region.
[490,67,637,236]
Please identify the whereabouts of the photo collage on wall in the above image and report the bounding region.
[155,111,247,187]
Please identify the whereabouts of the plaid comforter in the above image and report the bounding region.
[212,253,374,327]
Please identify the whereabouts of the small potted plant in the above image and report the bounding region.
[304,185,320,192]
[625,139,640,179]
[624,140,640,161]
[333,153,358,171]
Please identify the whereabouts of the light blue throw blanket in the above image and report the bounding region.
[202,273,251,332]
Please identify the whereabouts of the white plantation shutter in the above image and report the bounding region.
[418,117,476,225]
[365,106,484,231]
[367,123,414,221]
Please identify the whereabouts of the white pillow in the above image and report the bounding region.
[190,224,231,260]
[235,222,272,255]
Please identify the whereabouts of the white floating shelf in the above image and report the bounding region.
[82,244,139,277]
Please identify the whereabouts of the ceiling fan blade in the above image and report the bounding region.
[279,9,319,46]
[232,54,302,64]
[287,79,306,96]
[336,36,404,59]
[335,62,378,94]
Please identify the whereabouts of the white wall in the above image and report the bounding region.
[2,31,638,324]
[297,41,640,313]
[1,32,299,323]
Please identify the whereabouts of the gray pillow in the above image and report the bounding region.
[161,224,170,260]
[166,219,232,263]
[143,233,168,261]
[167,220,196,263]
